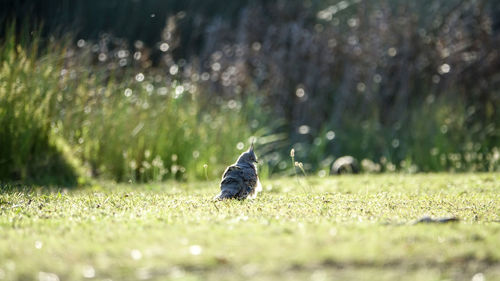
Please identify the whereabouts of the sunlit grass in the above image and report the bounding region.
[1,173,499,280]
[0,25,270,184]
[0,25,81,185]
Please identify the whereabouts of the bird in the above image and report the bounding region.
[214,143,262,200]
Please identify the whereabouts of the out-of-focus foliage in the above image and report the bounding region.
[0,25,275,184]
[1,0,499,184]
[191,0,500,173]
[0,0,252,59]
[0,25,81,185]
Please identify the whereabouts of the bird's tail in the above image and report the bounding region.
[213,190,233,200]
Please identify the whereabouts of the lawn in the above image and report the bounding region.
[1,173,499,281]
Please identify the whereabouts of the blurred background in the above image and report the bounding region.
[1,0,499,185]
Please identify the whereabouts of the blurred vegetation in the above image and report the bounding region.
[0,26,81,185]
[0,0,499,184]
[0,25,273,184]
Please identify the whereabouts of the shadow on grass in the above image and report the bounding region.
[0,136,84,191]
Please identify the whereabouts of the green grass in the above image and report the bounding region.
[2,24,499,186]
[1,173,500,280]
[0,25,270,184]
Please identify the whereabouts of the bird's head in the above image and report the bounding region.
[237,142,258,164]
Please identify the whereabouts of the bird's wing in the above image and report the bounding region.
[241,166,257,187]
[215,178,242,200]
[222,165,242,179]
[216,165,245,200]
[226,164,256,188]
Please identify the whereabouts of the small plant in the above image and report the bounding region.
[290,148,311,193]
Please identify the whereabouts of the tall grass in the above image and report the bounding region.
[2,2,499,186]
[0,25,81,185]
[0,26,273,184]
[60,77,263,182]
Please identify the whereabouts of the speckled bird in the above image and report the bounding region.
[214,143,262,200]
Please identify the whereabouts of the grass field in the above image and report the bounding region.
[1,173,499,281]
